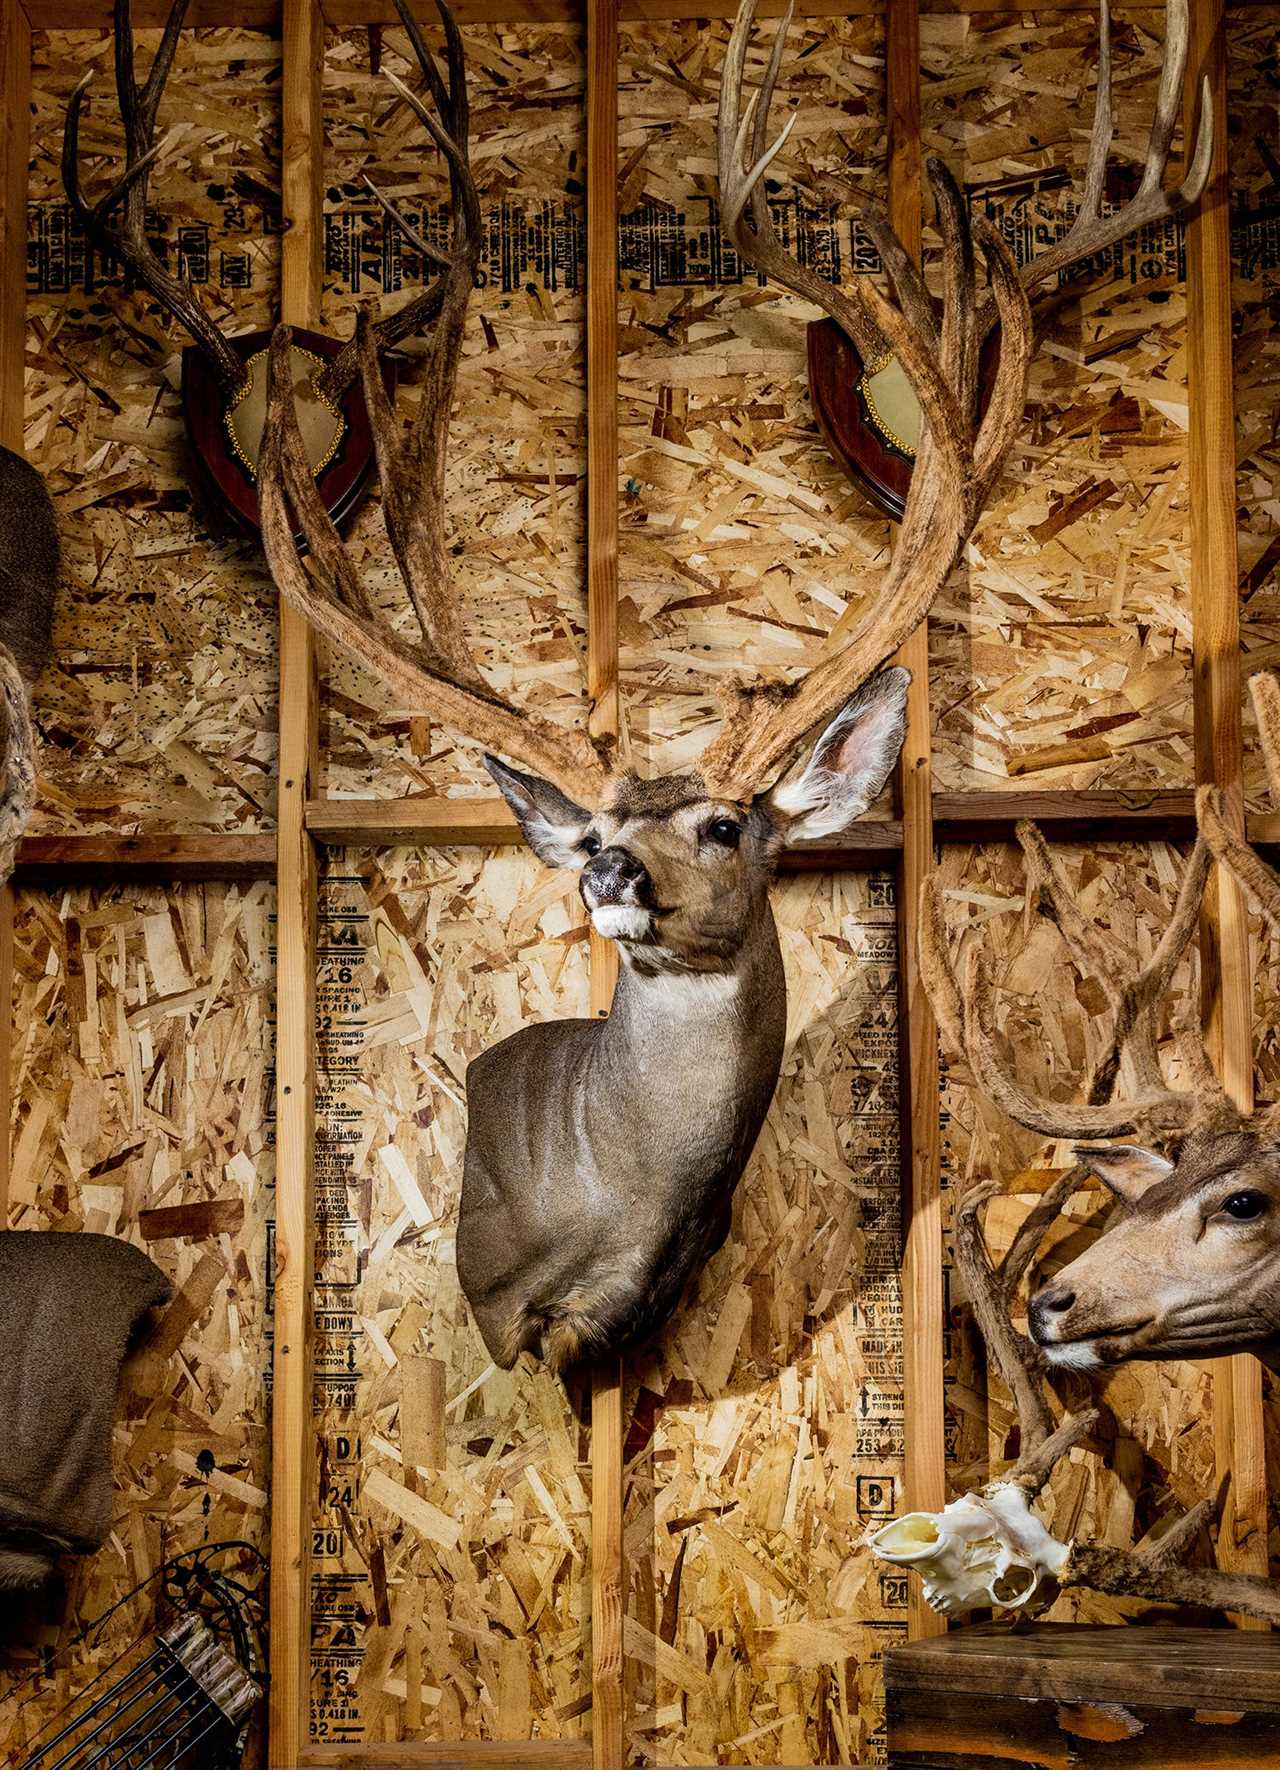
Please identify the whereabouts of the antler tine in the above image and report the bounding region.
[60,0,243,390]
[316,0,480,403]
[1198,782,1280,939]
[0,646,36,888]
[260,329,613,808]
[1249,670,1280,805]
[1019,0,1214,301]
[956,1181,1061,1454]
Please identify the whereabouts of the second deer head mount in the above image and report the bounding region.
[258,0,1050,1373]
[921,683,1280,1377]
[799,0,1214,519]
[61,0,462,537]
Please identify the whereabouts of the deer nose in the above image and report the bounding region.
[581,846,650,907]
[1028,1284,1076,1342]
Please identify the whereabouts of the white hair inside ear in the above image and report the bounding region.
[767,666,910,844]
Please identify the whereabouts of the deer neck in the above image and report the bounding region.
[594,902,786,1099]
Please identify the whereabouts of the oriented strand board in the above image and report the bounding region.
[622,871,903,1768]
[316,23,589,805]
[306,847,592,1746]
[24,27,279,837]
[1229,7,1280,808]
[933,838,1277,1628]
[923,9,1195,795]
[0,881,272,1760]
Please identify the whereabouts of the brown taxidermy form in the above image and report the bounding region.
[0,1232,171,1590]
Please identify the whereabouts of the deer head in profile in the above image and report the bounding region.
[922,681,1280,1376]
[257,0,1204,1371]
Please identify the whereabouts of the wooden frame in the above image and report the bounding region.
[1,0,1270,1763]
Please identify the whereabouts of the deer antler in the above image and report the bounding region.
[0,646,36,886]
[698,0,1034,801]
[1198,673,1280,939]
[951,1183,1280,1627]
[1012,0,1214,306]
[61,0,243,390]
[259,0,614,808]
[313,0,480,404]
[921,821,1235,1142]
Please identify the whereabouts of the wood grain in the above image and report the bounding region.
[299,1747,592,1769]
[13,833,276,881]
[884,0,946,1647]
[586,1,624,1762]
[0,0,27,454]
[1183,0,1270,1611]
[269,4,325,1767]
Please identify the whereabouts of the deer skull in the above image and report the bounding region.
[867,1482,1070,1618]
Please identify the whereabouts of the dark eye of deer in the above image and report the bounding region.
[707,818,741,849]
[581,834,601,857]
[1222,1191,1268,1221]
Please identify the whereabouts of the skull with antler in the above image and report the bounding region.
[254,0,1211,1371]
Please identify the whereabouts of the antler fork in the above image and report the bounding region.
[62,0,243,390]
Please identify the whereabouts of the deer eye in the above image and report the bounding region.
[581,834,602,857]
[706,818,742,849]
[1221,1191,1268,1221]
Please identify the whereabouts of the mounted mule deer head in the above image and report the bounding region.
[61,0,459,537]
[258,0,1045,1372]
[868,1177,1280,1625]
[806,0,1214,518]
[0,447,59,884]
[920,715,1280,1375]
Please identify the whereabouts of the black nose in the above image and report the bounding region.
[581,846,649,905]
[1028,1284,1075,1342]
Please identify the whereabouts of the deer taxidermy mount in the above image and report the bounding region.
[260,0,1102,1373]
[61,0,455,538]
[0,446,58,884]
[805,0,1213,519]
[920,706,1280,1377]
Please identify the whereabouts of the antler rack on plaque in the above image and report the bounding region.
[260,0,1039,807]
[61,0,479,534]
[807,0,1215,519]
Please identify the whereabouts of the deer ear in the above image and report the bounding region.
[1074,1144,1174,1204]
[766,666,910,844]
[484,756,593,868]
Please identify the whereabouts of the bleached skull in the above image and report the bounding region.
[866,1482,1069,1618]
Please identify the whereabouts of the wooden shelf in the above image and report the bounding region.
[13,832,276,882]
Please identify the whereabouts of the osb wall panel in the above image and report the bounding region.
[617,16,895,794]
[622,871,903,1767]
[923,10,1194,795]
[933,838,1279,1624]
[317,24,588,804]
[1230,7,1280,808]
[0,883,272,1758]
[306,848,592,1746]
[25,28,279,837]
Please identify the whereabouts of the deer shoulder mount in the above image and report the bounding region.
[0,446,58,884]
[61,0,459,538]
[255,0,1204,1373]
[807,0,1212,519]
[875,780,1280,1624]
[919,684,1280,1378]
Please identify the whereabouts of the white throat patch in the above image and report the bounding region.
[1040,1341,1103,1372]
[590,905,653,941]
